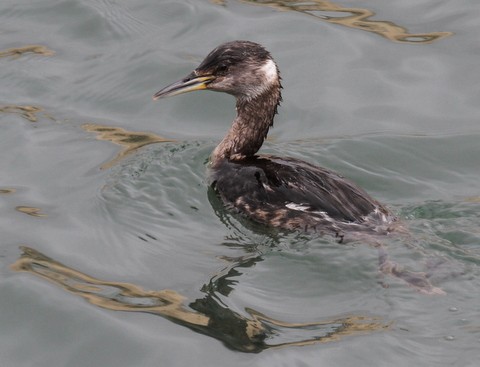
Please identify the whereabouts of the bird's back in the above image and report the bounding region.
[209,156,395,237]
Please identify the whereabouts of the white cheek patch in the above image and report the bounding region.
[244,59,279,100]
[261,59,278,85]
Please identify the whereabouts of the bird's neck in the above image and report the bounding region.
[211,86,281,164]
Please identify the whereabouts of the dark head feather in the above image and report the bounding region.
[197,41,272,75]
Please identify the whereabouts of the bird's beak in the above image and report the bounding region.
[153,72,215,100]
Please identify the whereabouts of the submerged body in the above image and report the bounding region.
[153,40,396,238]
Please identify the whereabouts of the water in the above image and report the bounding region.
[1,0,480,365]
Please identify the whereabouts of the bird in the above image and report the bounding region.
[153,40,397,241]
[152,41,447,294]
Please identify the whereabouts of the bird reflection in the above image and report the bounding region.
[12,246,389,353]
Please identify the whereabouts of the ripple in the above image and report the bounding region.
[229,0,452,44]
[97,141,216,243]
[82,0,156,37]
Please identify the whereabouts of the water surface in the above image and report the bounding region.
[1,0,479,366]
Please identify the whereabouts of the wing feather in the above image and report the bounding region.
[209,156,391,233]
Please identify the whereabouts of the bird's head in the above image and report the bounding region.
[153,41,280,102]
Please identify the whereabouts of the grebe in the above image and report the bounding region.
[153,41,396,239]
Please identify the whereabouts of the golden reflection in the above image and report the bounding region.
[0,45,55,59]
[15,206,47,217]
[12,246,390,352]
[0,105,45,122]
[82,123,175,169]
[225,0,452,44]
[465,196,480,203]
[0,188,16,194]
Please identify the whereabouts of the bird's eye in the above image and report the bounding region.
[217,63,229,75]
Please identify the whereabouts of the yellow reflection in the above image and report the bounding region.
[12,246,390,352]
[246,308,389,348]
[15,206,47,217]
[0,45,55,59]
[465,196,480,203]
[0,188,16,194]
[225,0,452,44]
[12,246,209,326]
[82,123,175,169]
[0,105,45,122]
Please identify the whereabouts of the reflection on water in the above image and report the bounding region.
[229,0,452,44]
[82,123,175,169]
[0,188,16,194]
[209,187,447,295]
[0,105,47,122]
[15,206,47,217]
[12,246,390,353]
[0,45,55,59]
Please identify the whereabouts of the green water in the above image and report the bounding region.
[1,1,479,366]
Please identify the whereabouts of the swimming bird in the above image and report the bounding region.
[153,41,397,240]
